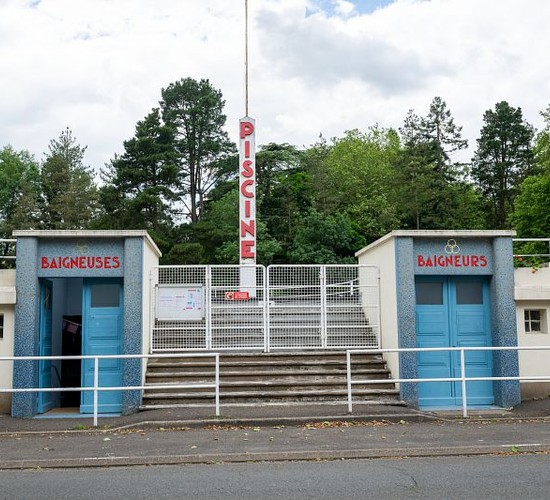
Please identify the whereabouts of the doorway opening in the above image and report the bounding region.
[37,277,124,415]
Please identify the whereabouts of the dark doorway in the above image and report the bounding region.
[60,315,82,407]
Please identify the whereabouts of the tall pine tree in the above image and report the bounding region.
[41,128,98,229]
[471,101,535,228]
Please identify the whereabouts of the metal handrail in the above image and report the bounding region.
[0,238,16,261]
[0,352,220,426]
[347,346,550,418]
[513,238,550,260]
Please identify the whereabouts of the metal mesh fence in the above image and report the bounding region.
[151,265,379,351]
[268,265,379,349]
[210,266,266,350]
[152,265,266,351]
[325,265,379,348]
[152,266,208,351]
[267,265,322,348]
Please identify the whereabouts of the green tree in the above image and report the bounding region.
[98,109,179,238]
[401,97,468,178]
[41,128,99,229]
[512,174,550,238]
[0,146,42,240]
[471,101,536,228]
[392,141,442,229]
[534,104,550,172]
[288,209,365,264]
[510,104,550,241]
[255,143,312,259]
[395,97,475,229]
[318,128,401,242]
[160,78,236,224]
[194,187,282,265]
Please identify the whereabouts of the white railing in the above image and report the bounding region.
[347,346,550,417]
[0,353,220,426]
[513,238,550,267]
[0,238,16,261]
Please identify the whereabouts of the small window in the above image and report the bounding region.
[0,313,3,339]
[524,309,547,334]
[456,282,483,305]
[91,284,120,308]
[416,282,443,305]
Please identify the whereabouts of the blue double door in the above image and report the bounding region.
[415,277,494,407]
[38,278,124,414]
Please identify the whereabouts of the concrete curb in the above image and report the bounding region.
[1,443,548,470]
[0,411,439,436]
[3,411,550,437]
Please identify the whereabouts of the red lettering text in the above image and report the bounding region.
[241,179,254,197]
[241,240,255,259]
[241,160,254,177]
[240,121,255,139]
[240,220,255,237]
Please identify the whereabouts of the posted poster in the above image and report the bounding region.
[156,285,204,320]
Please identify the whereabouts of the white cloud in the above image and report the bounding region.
[0,0,549,171]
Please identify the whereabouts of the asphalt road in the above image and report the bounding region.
[2,454,550,499]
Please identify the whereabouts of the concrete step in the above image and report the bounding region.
[146,367,390,378]
[145,373,392,387]
[143,351,397,408]
[146,357,387,369]
[142,388,400,405]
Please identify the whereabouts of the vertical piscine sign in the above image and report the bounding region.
[239,117,256,295]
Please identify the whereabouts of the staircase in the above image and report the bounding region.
[141,351,401,409]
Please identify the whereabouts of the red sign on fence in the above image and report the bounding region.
[225,291,250,301]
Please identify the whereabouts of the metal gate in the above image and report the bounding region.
[151,265,379,352]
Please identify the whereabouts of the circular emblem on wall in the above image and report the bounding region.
[444,239,460,254]
[75,240,89,255]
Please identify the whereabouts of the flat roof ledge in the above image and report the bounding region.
[12,230,161,258]
[356,230,516,258]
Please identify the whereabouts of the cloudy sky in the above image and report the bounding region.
[1,0,549,172]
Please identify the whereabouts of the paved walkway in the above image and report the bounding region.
[1,399,550,469]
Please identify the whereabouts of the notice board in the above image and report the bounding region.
[156,285,204,321]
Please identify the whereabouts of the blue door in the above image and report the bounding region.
[81,279,124,414]
[416,277,493,407]
[37,279,54,414]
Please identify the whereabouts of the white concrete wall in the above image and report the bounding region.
[0,269,16,413]
[356,237,400,380]
[515,266,550,399]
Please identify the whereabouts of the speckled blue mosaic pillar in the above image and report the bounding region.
[395,237,419,407]
[490,237,521,407]
[121,237,143,415]
[12,237,40,418]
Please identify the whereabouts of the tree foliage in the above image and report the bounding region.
[4,87,550,264]
[317,128,400,242]
[288,209,365,264]
[98,109,179,237]
[401,97,468,178]
[395,97,471,229]
[512,175,550,238]
[471,101,535,228]
[160,78,236,224]
[0,146,42,237]
[41,128,98,229]
[534,104,550,172]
